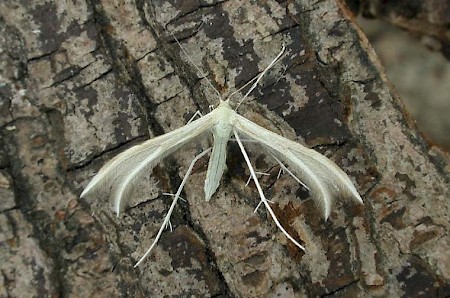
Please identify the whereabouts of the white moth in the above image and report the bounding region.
[80,44,363,267]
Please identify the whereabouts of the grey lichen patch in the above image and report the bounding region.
[138,245,218,297]
[138,51,175,85]
[3,2,62,58]
[0,21,29,124]
[59,30,98,69]
[419,232,450,280]
[223,1,286,41]
[64,72,144,166]
[279,74,310,116]
[0,171,15,212]
[28,58,55,88]
[177,30,228,90]
[271,282,299,298]
[164,2,296,97]
[293,215,330,285]
[125,174,161,210]
[102,0,158,60]
[7,80,40,120]
[129,219,225,296]
[270,174,306,211]
[12,118,72,211]
[2,1,91,60]
[138,51,188,104]
[151,0,186,27]
[26,50,111,115]
[352,217,384,287]
[0,211,56,297]
[153,90,198,132]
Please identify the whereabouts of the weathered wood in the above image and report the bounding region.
[0,0,448,297]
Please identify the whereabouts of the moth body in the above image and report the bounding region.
[205,100,237,200]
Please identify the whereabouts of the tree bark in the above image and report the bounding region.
[357,0,450,60]
[0,0,448,297]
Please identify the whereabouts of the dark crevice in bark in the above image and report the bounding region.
[88,0,164,138]
[2,121,67,296]
[136,0,212,111]
[66,134,148,172]
[320,278,359,297]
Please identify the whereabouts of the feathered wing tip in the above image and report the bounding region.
[271,146,363,219]
[234,114,363,219]
[80,139,166,216]
[80,112,217,216]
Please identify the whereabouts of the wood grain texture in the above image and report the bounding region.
[0,0,448,297]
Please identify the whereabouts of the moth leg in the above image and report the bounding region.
[187,110,203,124]
[276,168,284,179]
[234,129,305,251]
[134,148,212,267]
[254,199,275,213]
[163,192,187,202]
[245,171,270,186]
[248,172,275,212]
[165,220,173,232]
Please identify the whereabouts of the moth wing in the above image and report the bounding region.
[233,114,362,219]
[81,111,217,216]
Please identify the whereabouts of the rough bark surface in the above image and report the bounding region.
[0,0,448,297]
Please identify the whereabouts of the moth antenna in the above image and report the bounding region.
[226,73,261,103]
[169,31,222,101]
[233,129,305,251]
[134,148,212,267]
[234,45,286,110]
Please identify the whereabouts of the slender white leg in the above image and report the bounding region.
[253,199,274,213]
[245,171,270,186]
[163,192,187,202]
[134,148,212,267]
[233,129,305,251]
[277,168,284,179]
[187,110,203,124]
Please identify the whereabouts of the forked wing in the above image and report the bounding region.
[81,112,216,216]
[233,114,363,219]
